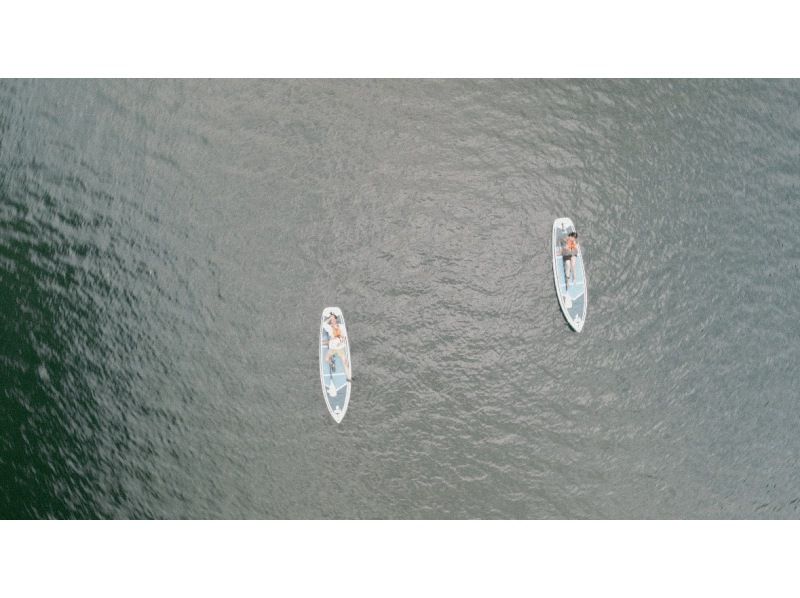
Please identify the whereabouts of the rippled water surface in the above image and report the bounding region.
[1,80,799,518]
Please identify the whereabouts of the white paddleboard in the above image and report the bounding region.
[552,218,588,332]
[319,307,352,423]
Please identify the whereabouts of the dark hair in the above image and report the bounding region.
[569,231,578,238]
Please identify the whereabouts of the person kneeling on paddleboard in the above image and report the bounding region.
[561,231,579,288]
[324,313,351,381]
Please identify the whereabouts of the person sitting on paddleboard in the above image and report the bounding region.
[561,231,579,288]
[323,313,351,381]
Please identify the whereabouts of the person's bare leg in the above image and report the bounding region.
[564,258,572,288]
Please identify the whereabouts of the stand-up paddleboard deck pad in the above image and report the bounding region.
[552,218,588,332]
[319,307,351,423]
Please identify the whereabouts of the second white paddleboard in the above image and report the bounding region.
[319,307,352,423]
[552,218,588,332]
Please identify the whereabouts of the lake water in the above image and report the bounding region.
[1,79,798,518]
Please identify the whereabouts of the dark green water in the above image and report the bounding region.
[1,80,798,518]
